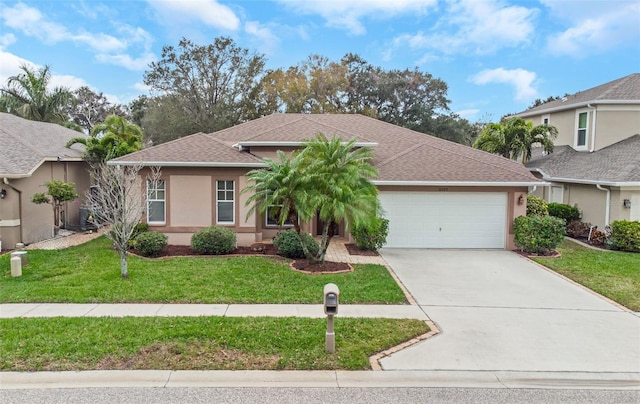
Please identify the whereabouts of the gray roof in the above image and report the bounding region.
[114,113,542,185]
[518,73,640,117]
[0,112,87,178]
[526,134,640,185]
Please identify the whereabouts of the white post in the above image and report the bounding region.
[11,256,22,277]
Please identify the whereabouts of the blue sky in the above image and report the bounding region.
[1,0,638,122]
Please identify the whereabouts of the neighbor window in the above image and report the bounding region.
[147,179,165,224]
[541,114,550,125]
[216,180,235,224]
[576,111,588,148]
[266,205,296,227]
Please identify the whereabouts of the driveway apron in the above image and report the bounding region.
[380,249,640,373]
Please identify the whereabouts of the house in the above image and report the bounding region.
[111,114,543,250]
[0,113,91,250]
[518,73,640,228]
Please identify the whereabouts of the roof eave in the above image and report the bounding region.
[107,161,267,168]
[372,180,544,187]
[517,99,640,117]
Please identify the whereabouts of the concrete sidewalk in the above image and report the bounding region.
[0,303,428,320]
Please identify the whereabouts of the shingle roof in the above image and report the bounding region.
[526,134,640,184]
[518,73,640,116]
[114,113,541,184]
[0,112,86,178]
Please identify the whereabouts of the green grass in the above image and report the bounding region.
[0,237,406,304]
[533,239,640,311]
[0,316,428,371]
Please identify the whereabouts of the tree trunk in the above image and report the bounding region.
[119,250,128,278]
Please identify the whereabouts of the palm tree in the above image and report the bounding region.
[473,116,557,163]
[67,115,143,162]
[301,134,379,262]
[0,64,73,124]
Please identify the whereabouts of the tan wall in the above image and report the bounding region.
[594,108,640,150]
[525,105,640,151]
[169,175,212,226]
[611,189,640,223]
[563,183,607,228]
[0,161,90,248]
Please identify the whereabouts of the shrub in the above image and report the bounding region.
[547,203,580,223]
[352,217,389,251]
[128,222,150,248]
[134,231,168,257]
[566,220,592,239]
[513,215,565,255]
[273,230,319,258]
[607,220,640,252]
[191,226,236,255]
[588,229,606,247]
[526,195,548,217]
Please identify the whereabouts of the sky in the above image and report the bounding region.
[0,0,639,122]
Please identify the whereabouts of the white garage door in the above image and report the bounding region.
[379,192,507,249]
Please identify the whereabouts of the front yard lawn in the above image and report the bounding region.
[533,239,640,311]
[0,316,428,371]
[0,237,406,304]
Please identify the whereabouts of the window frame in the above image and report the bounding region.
[574,109,589,150]
[265,205,296,228]
[146,179,166,225]
[541,114,550,126]
[216,180,235,225]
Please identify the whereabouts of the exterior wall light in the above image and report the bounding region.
[0,189,6,199]
[517,194,525,205]
[623,199,631,209]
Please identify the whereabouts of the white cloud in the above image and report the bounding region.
[276,0,437,35]
[95,52,157,71]
[0,2,69,43]
[0,33,16,48]
[0,51,87,90]
[470,68,538,102]
[392,0,537,55]
[147,0,240,31]
[455,108,481,119]
[245,21,279,53]
[543,0,640,57]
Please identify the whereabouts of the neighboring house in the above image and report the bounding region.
[0,113,91,250]
[111,114,541,250]
[518,73,640,228]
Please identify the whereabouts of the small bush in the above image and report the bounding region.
[588,229,606,247]
[191,226,236,255]
[526,195,548,217]
[273,230,319,258]
[547,203,580,223]
[128,222,150,248]
[352,217,389,251]
[513,215,565,255]
[134,231,168,257]
[607,220,640,252]
[566,220,592,239]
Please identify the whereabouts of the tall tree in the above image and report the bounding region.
[66,86,124,132]
[66,115,143,162]
[473,116,558,163]
[142,37,266,142]
[0,64,73,124]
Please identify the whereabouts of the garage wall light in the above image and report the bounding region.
[517,194,524,205]
[0,189,6,199]
[623,199,631,209]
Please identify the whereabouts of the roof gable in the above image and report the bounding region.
[518,73,640,116]
[0,113,86,177]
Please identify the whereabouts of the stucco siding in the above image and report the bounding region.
[169,175,212,226]
[594,108,640,150]
[564,183,607,228]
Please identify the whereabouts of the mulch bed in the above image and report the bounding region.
[344,243,379,256]
[132,243,350,273]
[514,249,561,258]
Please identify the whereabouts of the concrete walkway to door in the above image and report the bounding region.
[379,249,640,373]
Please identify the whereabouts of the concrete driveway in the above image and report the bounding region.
[380,250,640,372]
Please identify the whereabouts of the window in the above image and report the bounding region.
[266,205,296,227]
[147,179,165,224]
[216,180,234,224]
[576,111,588,148]
[541,114,550,125]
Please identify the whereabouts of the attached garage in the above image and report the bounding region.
[379,191,507,249]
